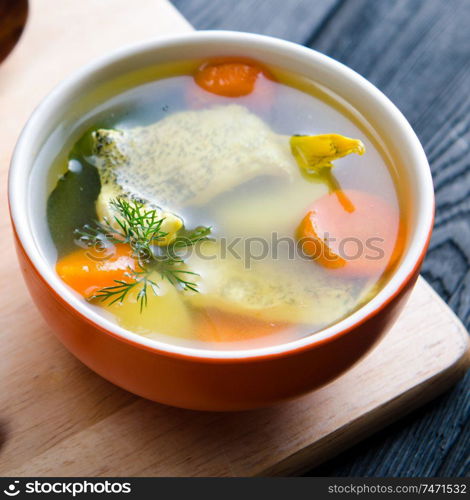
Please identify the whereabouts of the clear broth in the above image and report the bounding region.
[39,60,404,350]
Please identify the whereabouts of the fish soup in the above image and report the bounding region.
[43,58,404,349]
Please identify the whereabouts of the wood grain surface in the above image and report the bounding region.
[0,277,467,477]
[173,0,470,477]
[0,0,468,477]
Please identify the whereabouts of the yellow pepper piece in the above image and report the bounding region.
[103,273,192,338]
[290,134,365,172]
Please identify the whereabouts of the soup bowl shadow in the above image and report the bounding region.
[8,32,434,411]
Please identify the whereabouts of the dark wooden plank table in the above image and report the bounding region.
[172,0,470,477]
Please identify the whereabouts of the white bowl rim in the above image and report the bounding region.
[8,30,434,361]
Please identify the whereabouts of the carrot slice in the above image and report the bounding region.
[188,57,275,111]
[297,190,404,277]
[194,57,273,97]
[195,308,285,344]
[56,243,137,298]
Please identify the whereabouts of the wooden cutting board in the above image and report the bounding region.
[0,0,468,477]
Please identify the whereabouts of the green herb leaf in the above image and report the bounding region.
[47,160,101,256]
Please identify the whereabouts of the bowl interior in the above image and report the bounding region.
[9,32,434,360]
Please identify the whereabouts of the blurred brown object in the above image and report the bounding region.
[0,0,28,63]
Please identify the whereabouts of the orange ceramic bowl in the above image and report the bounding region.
[8,32,434,411]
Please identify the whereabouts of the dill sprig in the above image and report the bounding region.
[75,198,168,265]
[75,197,211,310]
[108,198,168,260]
[159,267,200,293]
[92,269,159,312]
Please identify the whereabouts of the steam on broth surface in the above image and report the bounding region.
[44,58,404,350]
